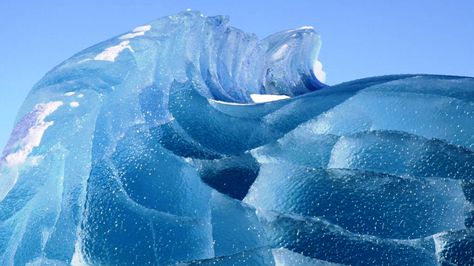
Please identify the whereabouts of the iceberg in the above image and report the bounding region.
[1,11,473,265]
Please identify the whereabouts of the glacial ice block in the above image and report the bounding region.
[1,11,473,265]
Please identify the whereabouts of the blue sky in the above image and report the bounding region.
[1,0,473,149]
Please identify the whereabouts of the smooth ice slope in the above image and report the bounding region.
[1,11,473,265]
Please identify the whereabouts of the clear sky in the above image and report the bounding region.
[1,0,473,149]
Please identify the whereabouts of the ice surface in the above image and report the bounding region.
[1,11,473,265]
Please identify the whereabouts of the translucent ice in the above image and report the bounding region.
[1,11,473,265]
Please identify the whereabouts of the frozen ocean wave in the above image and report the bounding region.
[0,11,473,265]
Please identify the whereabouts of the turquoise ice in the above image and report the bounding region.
[1,11,473,265]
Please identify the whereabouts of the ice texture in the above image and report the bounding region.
[1,11,473,265]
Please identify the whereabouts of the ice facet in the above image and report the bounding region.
[245,162,467,239]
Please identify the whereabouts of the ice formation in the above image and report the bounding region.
[1,11,473,265]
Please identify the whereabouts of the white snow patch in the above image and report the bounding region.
[133,25,151,32]
[313,60,326,83]
[119,24,152,40]
[94,41,133,62]
[70,101,80,108]
[208,99,251,106]
[4,101,63,167]
[250,94,290,103]
[77,94,84,98]
[119,32,145,40]
[64,92,75,96]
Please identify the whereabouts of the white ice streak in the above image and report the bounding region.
[71,240,89,266]
[433,232,448,262]
[4,101,63,167]
[272,44,289,60]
